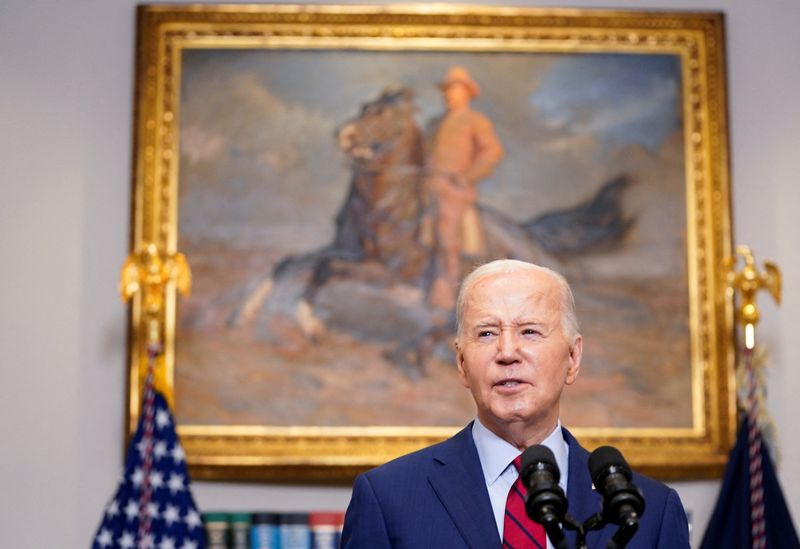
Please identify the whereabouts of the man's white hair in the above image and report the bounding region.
[455,259,580,342]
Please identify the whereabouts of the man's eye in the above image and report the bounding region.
[522,328,541,336]
[477,330,495,338]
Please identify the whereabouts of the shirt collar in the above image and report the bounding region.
[472,417,569,490]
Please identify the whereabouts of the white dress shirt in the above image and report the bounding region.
[471,418,570,549]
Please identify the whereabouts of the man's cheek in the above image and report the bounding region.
[457,363,471,388]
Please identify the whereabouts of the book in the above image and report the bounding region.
[309,512,345,549]
[203,512,230,549]
[230,512,252,549]
[279,513,310,549]
[251,512,280,549]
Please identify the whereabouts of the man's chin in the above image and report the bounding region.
[484,398,554,427]
[486,406,536,427]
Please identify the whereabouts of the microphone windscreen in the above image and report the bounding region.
[588,446,631,484]
[520,444,559,486]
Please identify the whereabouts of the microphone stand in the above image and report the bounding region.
[555,511,639,549]
[542,514,570,549]
[557,514,584,549]
[605,517,639,549]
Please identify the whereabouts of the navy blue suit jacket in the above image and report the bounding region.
[342,424,689,548]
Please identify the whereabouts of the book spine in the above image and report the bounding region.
[251,512,280,549]
[279,513,310,549]
[203,512,231,549]
[230,512,252,549]
[309,512,345,549]
[310,526,339,549]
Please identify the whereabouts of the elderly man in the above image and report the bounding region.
[342,259,689,548]
[424,66,504,310]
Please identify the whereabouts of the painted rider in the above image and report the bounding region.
[423,66,505,310]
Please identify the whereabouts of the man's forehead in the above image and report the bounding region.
[464,295,554,317]
[464,272,560,315]
[470,268,558,294]
[469,314,547,326]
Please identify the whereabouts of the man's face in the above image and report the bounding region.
[455,269,582,434]
[443,82,472,111]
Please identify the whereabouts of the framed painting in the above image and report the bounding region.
[126,4,736,481]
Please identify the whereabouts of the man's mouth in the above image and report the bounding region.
[495,379,525,388]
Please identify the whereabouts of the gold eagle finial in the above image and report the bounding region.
[724,245,781,349]
[119,243,192,405]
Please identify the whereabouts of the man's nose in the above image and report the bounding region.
[496,329,520,364]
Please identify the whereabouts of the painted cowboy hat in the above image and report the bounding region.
[439,66,481,98]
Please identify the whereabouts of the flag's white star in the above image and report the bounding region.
[163,504,180,526]
[95,528,113,547]
[137,533,155,549]
[137,438,151,459]
[119,531,135,549]
[124,500,139,521]
[184,509,201,530]
[158,536,176,549]
[155,409,171,429]
[149,470,164,489]
[105,499,120,518]
[153,441,168,460]
[171,445,185,464]
[131,467,144,488]
[167,473,184,494]
[179,541,198,549]
[146,501,159,519]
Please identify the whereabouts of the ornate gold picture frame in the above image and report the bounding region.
[128,4,735,481]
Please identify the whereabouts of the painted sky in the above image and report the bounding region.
[530,54,681,152]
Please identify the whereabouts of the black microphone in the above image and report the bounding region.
[520,445,569,549]
[588,446,645,529]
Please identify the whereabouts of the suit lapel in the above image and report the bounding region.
[427,425,501,549]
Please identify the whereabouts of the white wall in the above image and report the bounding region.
[1,0,798,546]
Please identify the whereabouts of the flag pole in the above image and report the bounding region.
[119,242,192,543]
[92,242,201,548]
[724,245,782,548]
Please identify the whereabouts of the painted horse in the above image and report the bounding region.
[333,88,428,283]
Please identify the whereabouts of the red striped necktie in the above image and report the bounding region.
[502,455,547,549]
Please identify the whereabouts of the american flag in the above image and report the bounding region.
[92,376,204,549]
[700,347,800,548]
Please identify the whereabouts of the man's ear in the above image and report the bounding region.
[565,335,582,386]
[455,338,470,388]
